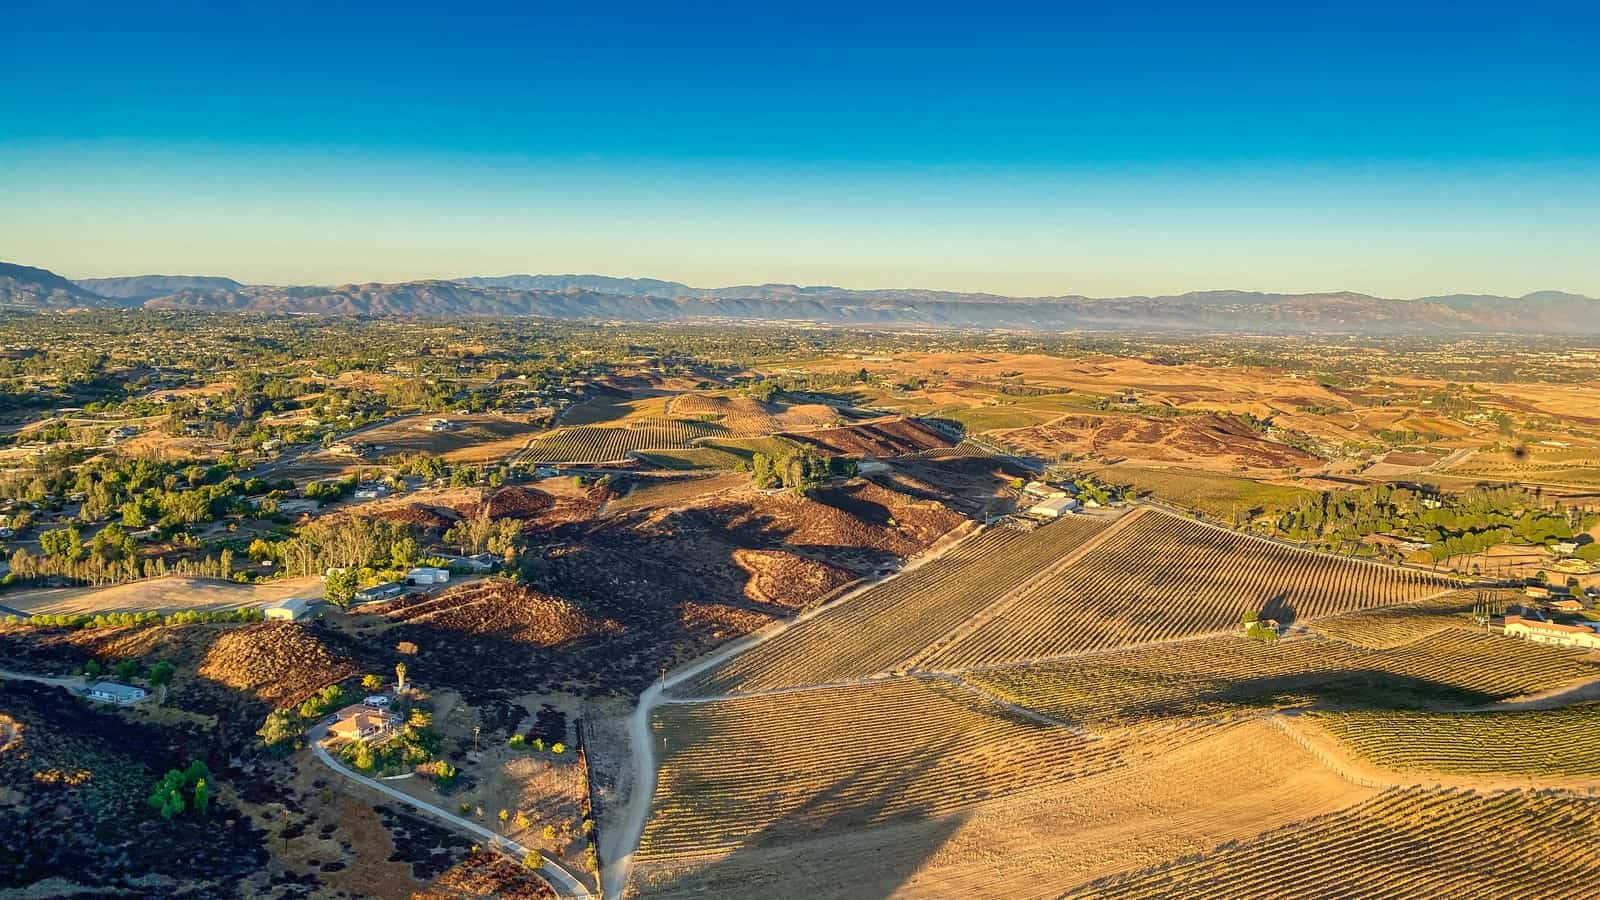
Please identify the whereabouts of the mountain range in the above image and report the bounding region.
[3,261,1597,336]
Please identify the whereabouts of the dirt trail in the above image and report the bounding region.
[599,520,991,899]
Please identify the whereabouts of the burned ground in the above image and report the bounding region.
[0,679,269,897]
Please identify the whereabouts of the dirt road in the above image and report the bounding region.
[308,721,593,898]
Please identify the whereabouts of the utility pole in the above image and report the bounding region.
[473,725,481,754]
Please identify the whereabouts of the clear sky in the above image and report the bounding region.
[4,1,1597,297]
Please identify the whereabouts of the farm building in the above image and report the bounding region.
[1503,615,1600,651]
[1027,497,1082,519]
[1525,585,1551,600]
[262,596,313,621]
[406,566,451,586]
[1023,481,1070,499]
[354,582,405,605]
[86,682,147,705]
[328,705,398,743]
[1551,599,1585,613]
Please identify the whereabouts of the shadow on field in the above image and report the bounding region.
[634,735,971,899]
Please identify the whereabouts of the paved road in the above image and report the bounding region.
[308,722,593,898]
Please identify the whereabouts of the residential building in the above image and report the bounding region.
[328,704,398,743]
[86,682,147,705]
[1503,615,1600,651]
[353,582,405,605]
[406,566,451,586]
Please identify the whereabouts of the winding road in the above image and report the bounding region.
[307,721,593,898]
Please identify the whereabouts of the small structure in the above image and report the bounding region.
[1023,481,1069,499]
[86,681,147,705]
[1524,585,1551,600]
[406,566,451,586]
[1027,497,1082,519]
[1551,541,1580,557]
[353,582,405,605]
[1551,598,1585,613]
[262,596,313,622]
[352,483,390,500]
[362,695,391,709]
[427,418,457,432]
[328,704,398,743]
[1504,615,1600,651]
[440,553,495,574]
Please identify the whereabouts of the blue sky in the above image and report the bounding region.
[3,2,1597,295]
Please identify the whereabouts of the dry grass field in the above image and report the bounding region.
[638,677,1230,861]
[2,573,325,616]
[628,718,1373,899]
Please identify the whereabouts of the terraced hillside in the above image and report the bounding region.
[638,676,1228,861]
[927,509,1457,669]
[678,514,1114,696]
[966,629,1599,729]
[1062,789,1600,899]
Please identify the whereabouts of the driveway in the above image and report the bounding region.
[307,721,593,898]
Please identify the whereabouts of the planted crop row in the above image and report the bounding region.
[967,629,1597,729]
[1314,703,1600,777]
[1309,590,1489,648]
[1063,788,1600,899]
[929,510,1457,669]
[680,515,1111,696]
[517,418,727,463]
[638,676,1227,860]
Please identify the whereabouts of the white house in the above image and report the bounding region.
[1503,615,1600,651]
[1027,497,1081,519]
[406,566,451,586]
[86,682,147,705]
[263,596,313,622]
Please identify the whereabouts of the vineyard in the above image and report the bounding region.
[1309,590,1498,648]
[637,676,1230,861]
[1086,465,1314,521]
[678,514,1112,696]
[966,629,1599,729]
[1062,788,1600,899]
[925,509,1457,669]
[1314,703,1600,777]
[515,418,727,463]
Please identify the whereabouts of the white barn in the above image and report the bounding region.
[263,596,313,621]
[1027,497,1082,519]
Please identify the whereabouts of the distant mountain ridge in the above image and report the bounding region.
[0,261,1593,336]
[76,274,246,302]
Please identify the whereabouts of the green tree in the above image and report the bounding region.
[324,568,359,607]
[361,674,385,692]
[39,526,84,562]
